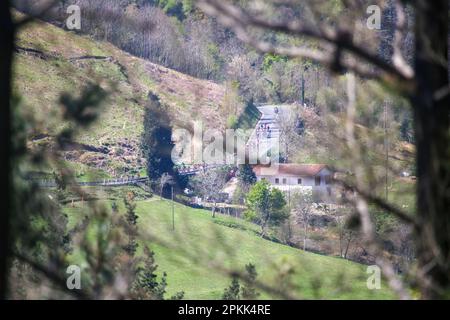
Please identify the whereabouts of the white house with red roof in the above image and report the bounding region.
[252,163,334,199]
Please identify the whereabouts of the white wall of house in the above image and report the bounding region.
[255,168,334,201]
[256,168,332,188]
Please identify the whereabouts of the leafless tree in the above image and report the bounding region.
[276,104,302,162]
[292,191,313,251]
[397,223,415,267]
[192,168,228,217]
[226,54,259,100]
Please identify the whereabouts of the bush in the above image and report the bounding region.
[227,115,238,129]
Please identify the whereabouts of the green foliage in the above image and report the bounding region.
[222,277,241,300]
[222,263,260,300]
[124,192,138,226]
[134,247,163,298]
[227,115,238,128]
[123,192,139,256]
[153,0,193,20]
[8,85,107,298]
[374,210,399,236]
[181,0,194,14]
[9,80,179,299]
[133,246,184,300]
[66,197,395,299]
[246,180,271,214]
[213,219,247,231]
[269,188,288,222]
[246,180,288,234]
[241,263,260,300]
[79,205,124,296]
[262,53,288,71]
[243,209,258,222]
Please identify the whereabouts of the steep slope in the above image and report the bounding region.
[13,13,241,177]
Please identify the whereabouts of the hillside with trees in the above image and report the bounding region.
[1,0,449,303]
[13,11,247,177]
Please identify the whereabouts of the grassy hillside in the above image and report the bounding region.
[13,13,243,176]
[65,195,395,299]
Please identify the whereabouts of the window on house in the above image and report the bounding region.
[297,178,302,185]
[282,178,287,185]
[325,175,332,185]
[315,176,321,186]
[275,178,279,184]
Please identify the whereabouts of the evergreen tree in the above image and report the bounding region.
[141,92,175,194]
[400,117,414,143]
[124,192,138,226]
[135,248,167,299]
[123,192,138,256]
[241,263,260,300]
[134,247,184,300]
[222,277,241,300]
[222,264,260,300]
[237,164,256,187]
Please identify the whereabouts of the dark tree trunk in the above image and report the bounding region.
[412,0,450,299]
[344,232,353,260]
[0,0,14,299]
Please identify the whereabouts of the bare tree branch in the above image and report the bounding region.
[14,0,61,29]
[334,177,419,228]
[392,1,414,79]
[344,72,411,300]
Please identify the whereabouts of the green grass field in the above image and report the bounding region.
[65,195,395,299]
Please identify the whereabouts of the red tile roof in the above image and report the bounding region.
[253,164,328,177]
